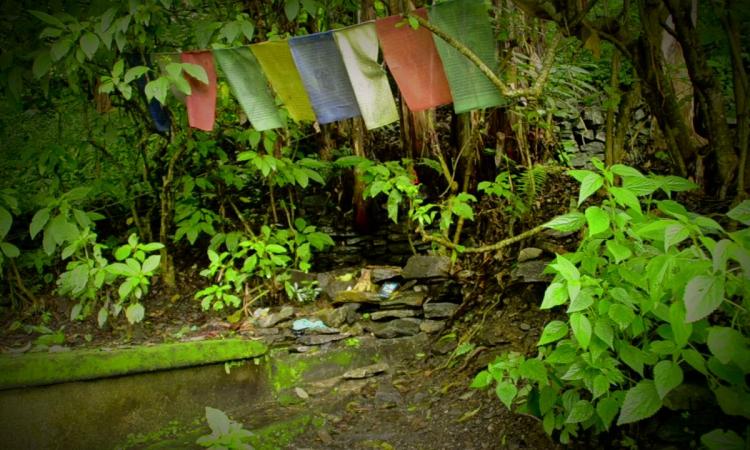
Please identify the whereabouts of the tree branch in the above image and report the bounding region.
[419,222,547,254]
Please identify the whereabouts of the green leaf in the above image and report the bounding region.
[125,302,145,324]
[114,245,131,261]
[470,370,492,389]
[265,244,287,254]
[538,320,569,346]
[144,77,170,105]
[97,307,108,328]
[141,255,161,273]
[570,312,592,349]
[0,207,10,241]
[29,10,66,28]
[49,216,78,244]
[684,274,725,322]
[70,303,83,321]
[596,397,619,430]
[619,343,645,376]
[1,242,20,258]
[622,176,659,196]
[608,303,635,330]
[606,239,632,263]
[80,32,99,59]
[681,348,708,376]
[669,302,692,349]
[714,385,750,418]
[609,186,641,213]
[664,223,689,251]
[495,381,517,409]
[51,37,73,61]
[240,20,255,41]
[700,429,745,450]
[594,318,614,348]
[577,172,604,206]
[653,360,683,399]
[727,200,750,225]
[540,282,568,309]
[585,206,609,235]
[617,380,662,425]
[592,374,609,399]
[124,66,149,84]
[285,0,300,20]
[33,51,52,79]
[451,202,474,220]
[707,326,745,365]
[659,176,698,195]
[30,208,50,239]
[551,254,579,282]
[205,407,231,435]
[182,62,208,84]
[140,242,165,252]
[519,359,547,385]
[566,399,594,423]
[543,212,586,232]
[611,164,644,178]
[568,288,593,313]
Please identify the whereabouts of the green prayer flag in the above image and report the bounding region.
[429,0,504,113]
[213,47,283,131]
[250,41,317,123]
[334,22,398,130]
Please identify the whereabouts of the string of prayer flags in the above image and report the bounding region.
[213,47,283,131]
[375,9,452,112]
[334,22,399,130]
[180,51,217,131]
[428,0,504,113]
[250,41,316,123]
[289,31,361,124]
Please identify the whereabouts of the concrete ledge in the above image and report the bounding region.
[0,338,268,389]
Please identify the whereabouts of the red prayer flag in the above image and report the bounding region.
[375,9,452,112]
[180,51,217,131]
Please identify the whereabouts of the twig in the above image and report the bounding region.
[419,223,546,254]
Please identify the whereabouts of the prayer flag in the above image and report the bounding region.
[289,31,361,124]
[250,41,316,123]
[428,0,504,113]
[375,9,452,112]
[213,47,283,131]
[180,51,217,131]
[334,22,398,130]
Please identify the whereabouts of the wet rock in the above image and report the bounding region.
[317,270,358,300]
[518,247,543,262]
[511,259,553,283]
[334,290,381,304]
[581,141,605,154]
[587,109,605,126]
[371,309,419,321]
[402,255,451,279]
[420,320,445,334]
[423,302,458,319]
[370,318,422,338]
[257,306,295,328]
[380,291,426,308]
[370,266,402,283]
[342,362,390,379]
[432,337,457,355]
[519,322,531,331]
[297,333,351,346]
[319,303,360,327]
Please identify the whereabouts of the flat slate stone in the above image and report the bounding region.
[423,302,458,319]
[518,247,543,262]
[369,266,402,283]
[297,333,351,346]
[342,362,390,379]
[333,290,382,304]
[401,255,451,279]
[511,259,553,283]
[380,291,426,308]
[370,309,419,321]
[371,318,422,338]
[257,306,295,328]
[420,320,446,333]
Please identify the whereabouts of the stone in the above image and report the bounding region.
[587,109,605,126]
[432,337,457,355]
[401,255,451,279]
[333,290,381,304]
[511,259,553,283]
[518,247,543,262]
[581,128,595,141]
[369,266,402,283]
[323,303,360,327]
[595,130,607,142]
[297,333,351,346]
[380,291,426,308]
[370,318,422,338]
[257,306,295,328]
[423,302,458,319]
[317,270,358,301]
[342,362,390,379]
[581,141,605,154]
[370,309,419,321]
[518,322,531,331]
[420,320,445,333]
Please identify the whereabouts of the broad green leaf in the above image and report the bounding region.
[617,380,662,425]
[285,0,300,20]
[49,216,78,244]
[265,244,287,254]
[577,172,604,206]
[301,0,319,15]
[451,202,474,220]
[592,374,609,399]
[700,429,745,450]
[1,242,20,258]
[619,343,645,376]
[566,399,594,423]
[495,381,517,409]
[551,254,579,282]
[727,200,750,225]
[538,320,569,346]
[543,212,586,232]
[606,239,632,263]
[125,303,145,324]
[714,385,750,419]
[108,262,136,277]
[546,341,577,364]
[681,348,708,375]
[140,242,165,252]
[182,63,208,85]
[540,282,567,309]
[668,303,692,349]
[609,186,642,213]
[567,288,593,313]
[141,254,161,273]
[29,10,66,28]
[240,20,255,41]
[664,223,689,251]
[0,207,10,240]
[684,274,725,322]
[70,303,83,321]
[470,370,492,389]
[33,51,53,78]
[118,278,135,298]
[596,397,619,430]
[622,176,659,196]
[80,32,99,59]
[51,37,73,61]
[707,326,745,365]
[519,359,547,385]
[570,313,592,349]
[124,66,149,84]
[594,318,614,348]
[611,164,644,178]
[115,245,131,261]
[708,357,744,385]
[219,21,240,43]
[585,206,609,235]
[659,176,698,195]
[608,303,635,330]
[653,360,683,399]
[97,306,108,328]
[30,208,50,239]
[144,77,170,105]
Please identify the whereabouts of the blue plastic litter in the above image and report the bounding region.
[379,281,399,299]
[292,318,328,332]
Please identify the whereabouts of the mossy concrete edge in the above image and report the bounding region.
[0,338,268,390]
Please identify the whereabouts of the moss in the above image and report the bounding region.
[247,414,313,450]
[266,357,309,393]
[327,348,355,367]
[0,339,268,389]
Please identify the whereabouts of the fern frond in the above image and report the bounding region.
[517,164,550,203]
